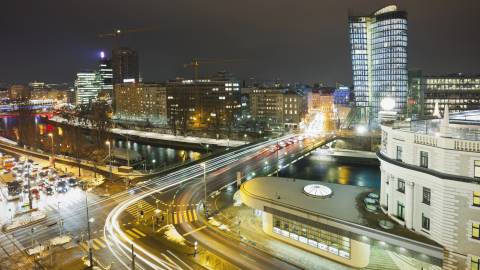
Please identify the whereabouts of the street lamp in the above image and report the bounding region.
[152,159,156,170]
[48,133,55,168]
[85,187,94,269]
[105,141,112,179]
[201,163,208,217]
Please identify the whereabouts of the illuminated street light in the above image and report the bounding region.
[105,140,112,179]
[356,125,367,135]
[48,133,55,168]
[201,163,208,217]
[380,97,395,111]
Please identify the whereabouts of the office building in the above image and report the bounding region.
[249,89,305,131]
[114,83,167,126]
[421,73,480,116]
[74,71,101,105]
[112,47,139,84]
[378,110,480,269]
[98,52,113,95]
[165,73,242,134]
[9,85,31,101]
[28,81,46,91]
[349,5,408,125]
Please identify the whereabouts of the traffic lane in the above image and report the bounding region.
[179,219,300,270]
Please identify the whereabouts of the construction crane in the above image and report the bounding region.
[183,58,245,81]
[97,27,158,47]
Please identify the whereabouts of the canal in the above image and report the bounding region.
[278,149,380,190]
[0,115,203,170]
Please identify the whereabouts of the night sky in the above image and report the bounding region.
[1,0,479,85]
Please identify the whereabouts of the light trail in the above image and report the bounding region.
[104,134,297,269]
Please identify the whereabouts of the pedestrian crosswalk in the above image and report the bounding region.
[125,199,156,219]
[78,228,147,252]
[79,236,109,251]
[171,209,198,225]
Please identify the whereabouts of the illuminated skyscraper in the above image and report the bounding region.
[349,5,408,125]
[98,51,113,94]
[74,71,101,105]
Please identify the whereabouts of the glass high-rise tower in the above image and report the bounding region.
[349,5,408,125]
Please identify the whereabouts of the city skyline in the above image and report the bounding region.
[1,0,479,85]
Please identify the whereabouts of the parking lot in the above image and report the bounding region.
[0,153,103,222]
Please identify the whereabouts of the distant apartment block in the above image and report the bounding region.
[249,88,305,131]
[165,73,242,134]
[422,74,480,116]
[114,83,167,126]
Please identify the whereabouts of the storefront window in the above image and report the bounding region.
[272,215,350,259]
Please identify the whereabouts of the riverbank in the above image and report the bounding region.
[49,116,245,149]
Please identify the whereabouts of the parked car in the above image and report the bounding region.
[56,181,68,193]
[44,186,54,195]
[67,178,78,187]
[31,188,40,199]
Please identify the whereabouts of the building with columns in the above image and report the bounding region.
[378,109,480,269]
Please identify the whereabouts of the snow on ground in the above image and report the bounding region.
[3,210,47,232]
[50,116,245,147]
[49,235,72,246]
[233,191,243,207]
[163,224,186,246]
[27,244,45,255]
[208,217,231,231]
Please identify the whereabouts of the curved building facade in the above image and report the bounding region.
[378,112,480,269]
[349,5,408,125]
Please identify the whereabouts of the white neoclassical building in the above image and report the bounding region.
[379,109,480,270]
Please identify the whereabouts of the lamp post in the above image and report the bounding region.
[105,141,112,179]
[84,186,94,269]
[152,159,156,171]
[48,133,55,168]
[201,163,208,217]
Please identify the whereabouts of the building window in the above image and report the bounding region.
[472,256,479,270]
[422,214,430,231]
[473,223,480,240]
[423,187,431,205]
[420,151,429,168]
[474,192,480,207]
[396,146,402,161]
[397,179,405,193]
[475,161,480,179]
[397,202,405,221]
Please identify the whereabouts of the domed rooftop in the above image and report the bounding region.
[303,184,333,198]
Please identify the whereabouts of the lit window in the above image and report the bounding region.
[473,223,480,240]
[422,214,430,231]
[423,187,431,205]
[474,192,480,207]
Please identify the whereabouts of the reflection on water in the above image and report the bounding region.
[279,150,380,189]
[0,115,202,169]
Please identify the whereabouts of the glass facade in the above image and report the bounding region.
[75,71,102,105]
[349,6,408,125]
[272,215,351,259]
